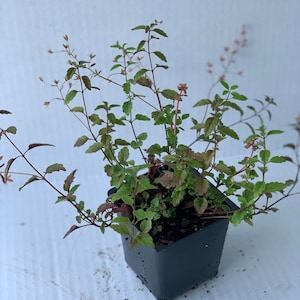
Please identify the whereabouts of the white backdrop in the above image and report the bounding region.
[1,1,300,300]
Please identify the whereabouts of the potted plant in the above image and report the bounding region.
[1,21,299,299]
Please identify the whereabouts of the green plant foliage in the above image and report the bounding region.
[1,20,299,249]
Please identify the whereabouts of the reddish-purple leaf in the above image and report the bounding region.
[63,225,79,239]
[27,143,55,151]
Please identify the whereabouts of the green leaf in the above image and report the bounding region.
[161,89,178,100]
[222,101,244,115]
[231,92,247,101]
[140,219,152,233]
[194,197,208,214]
[220,81,229,90]
[4,157,17,182]
[193,99,211,107]
[153,51,167,62]
[137,177,157,193]
[45,163,66,174]
[253,181,265,197]
[136,40,146,51]
[135,114,150,121]
[110,224,131,235]
[265,182,287,193]
[5,126,17,134]
[112,186,134,205]
[85,142,102,153]
[231,210,247,226]
[153,28,168,37]
[118,147,129,165]
[267,130,284,136]
[64,90,77,104]
[114,138,130,146]
[219,126,239,140]
[131,25,147,31]
[204,117,218,136]
[260,150,270,164]
[82,75,91,90]
[110,63,122,71]
[131,232,154,248]
[133,209,148,221]
[214,162,235,175]
[65,67,76,80]
[194,177,209,196]
[122,100,132,115]
[19,175,40,191]
[88,114,103,125]
[133,68,148,82]
[70,106,84,113]
[269,156,286,163]
[122,82,131,94]
[137,132,147,141]
[74,135,89,147]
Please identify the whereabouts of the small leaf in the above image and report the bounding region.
[65,67,76,80]
[64,90,77,104]
[153,28,168,37]
[82,75,91,90]
[63,169,77,192]
[269,156,286,163]
[110,63,122,71]
[231,92,247,101]
[122,100,132,115]
[204,117,218,136]
[135,114,150,121]
[70,106,84,113]
[219,126,239,140]
[222,101,244,115]
[74,135,89,147]
[0,110,12,114]
[118,147,129,165]
[133,68,148,82]
[19,175,40,191]
[45,163,66,174]
[114,138,130,146]
[195,177,209,196]
[153,51,167,62]
[220,81,229,89]
[193,99,211,107]
[85,142,102,153]
[4,157,17,183]
[137,177,157,193]
[27,143,55,150]
[267,129,284,136]
[284,143,295,150]
[63,225,79,239]
[5,126,17,134]
[136,40,146,51]
[161,89,178,100]
[260,150,270,164]
[136,76,152,88]
[265,182,287,193]
[194,197,208,214]
[111,224,131,235]
[131,25,147,31]
[122,82,131,94]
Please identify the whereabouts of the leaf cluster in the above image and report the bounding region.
[1,21,299,248]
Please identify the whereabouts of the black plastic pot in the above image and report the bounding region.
[121,197,238,300]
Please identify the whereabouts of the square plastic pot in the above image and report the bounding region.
[121,197,238,300]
